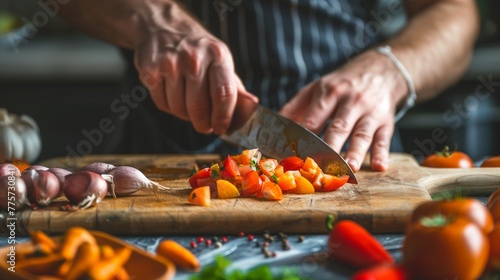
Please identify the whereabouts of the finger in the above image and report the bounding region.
[236,75,259,103]
[342,118,377,172]
[134,40,170,112]
[323,105,360,153]
[370,123,394,172]
[164,50,189,120]
[181,43,213,131]
[297,80,349,134]
[208,46,238,135]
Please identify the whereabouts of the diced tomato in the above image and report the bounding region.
[238,164,253,177]
[260,174,271,183]
[320,174,349,192]
[280,156,304,172]
[274,165,284,178]
[241,170,262,197]
[187,186,211,206]
[261,181,283,201]
[288,176,315,194]
[243,149,262,168]
[231,153,250,165]
[259,158,279,177]
[216,179,240,199]
[189,168,211,189]
[300,157,321,182]
[277,171,298,191]
[221,155,241,178]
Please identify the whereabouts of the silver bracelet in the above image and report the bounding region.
[376,45,416,122]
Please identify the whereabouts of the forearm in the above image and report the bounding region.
[57,0,201,50]
[386,0,479,103]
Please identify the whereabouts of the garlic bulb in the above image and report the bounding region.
[0,108,42,163]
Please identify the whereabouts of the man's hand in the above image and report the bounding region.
[133,3,257,135]
[281,50,408,172]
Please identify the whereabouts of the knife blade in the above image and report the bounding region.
[221,95,358,184]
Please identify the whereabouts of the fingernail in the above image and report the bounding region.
[346,159,358,171]
[373,159,388,171]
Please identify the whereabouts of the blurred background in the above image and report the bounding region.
[1,0,499,163]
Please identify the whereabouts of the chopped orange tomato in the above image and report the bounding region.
[300,157,321,182]
[288,176,315,194]
[261,182,283,201]
[216,180,240,199]
[277,171,299,191]
[187,186,211,206]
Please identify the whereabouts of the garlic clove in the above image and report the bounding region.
[47,167,72,197]
[105,166,170,197]
[64,171,108,210]
[0,163,21,177]
[78,162,116,174]
[21,169,60,206]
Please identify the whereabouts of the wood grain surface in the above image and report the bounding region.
[2,153,500,236]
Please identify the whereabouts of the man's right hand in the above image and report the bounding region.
[132,2,256,135]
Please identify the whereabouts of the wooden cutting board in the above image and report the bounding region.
[3,153,500,236]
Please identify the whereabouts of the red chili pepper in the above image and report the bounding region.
[326,215,393,268]
[351,264,409,280]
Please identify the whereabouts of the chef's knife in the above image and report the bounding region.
[221,95,358,184]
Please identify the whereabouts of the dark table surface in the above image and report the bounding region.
[0,196,489,279]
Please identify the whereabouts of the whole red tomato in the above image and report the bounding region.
[403,216,489,280]
[481,156,500,167]
[488,224,500,270]
[421,146,473,168]
[409,198,493,234]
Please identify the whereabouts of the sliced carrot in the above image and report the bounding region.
[100,245,115,260]
[66,242,101,280]
[30,230,57,253]
[86,247,132,280]
[187,186,211,206]
[156,240,200,271]
[261,181,283,201]
[216,179,240,199]
[57,227,97,276]
[113,267,131,280]
[288,176,315,194]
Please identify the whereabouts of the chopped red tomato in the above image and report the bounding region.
[241,170,262,197]
[317,174,350,192]
[221,155,240,178]
[280,156,304,172]
[189,168,211,189]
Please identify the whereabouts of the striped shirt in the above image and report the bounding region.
[182,0,378,110]
[111,0,404,155]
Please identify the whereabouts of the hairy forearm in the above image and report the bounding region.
[57,0,200,50]
[387,0,479,103]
